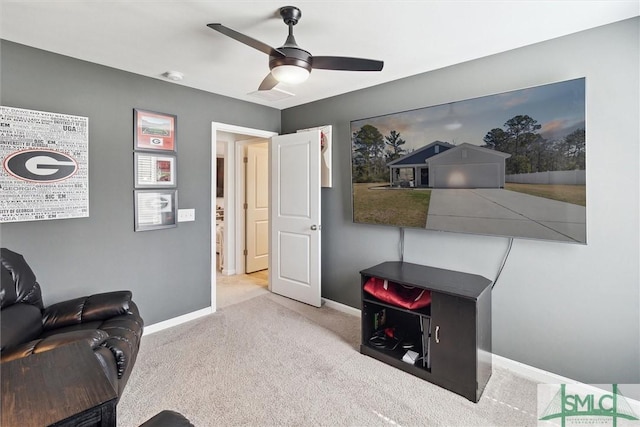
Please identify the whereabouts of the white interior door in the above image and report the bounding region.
[270,130,321,307]
[245,143,269,273]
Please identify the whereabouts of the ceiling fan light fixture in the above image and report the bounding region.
[271,65,310,85]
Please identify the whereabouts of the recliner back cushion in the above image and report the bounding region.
[1,248,43,310]
[0,303,43,351]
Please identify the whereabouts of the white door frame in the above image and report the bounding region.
[211,122,277,312]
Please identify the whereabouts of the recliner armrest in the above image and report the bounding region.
[42,291,133,330]
[0,329,109,363]
[98,311,144,380]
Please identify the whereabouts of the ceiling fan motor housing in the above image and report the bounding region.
[269,47,312,73]
[270,6,311,72]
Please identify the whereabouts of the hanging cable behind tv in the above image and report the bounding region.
[492,237,514,290]
[398,226,512,289]
[399,227,405,262]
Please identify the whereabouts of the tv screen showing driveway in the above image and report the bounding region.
[350,78,586,244]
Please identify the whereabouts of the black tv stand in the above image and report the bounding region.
[359,261,493,402]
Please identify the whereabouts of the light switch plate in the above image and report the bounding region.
[177,208,195,222]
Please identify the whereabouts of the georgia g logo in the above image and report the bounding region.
[3,149,79,183]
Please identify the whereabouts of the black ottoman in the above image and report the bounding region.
[139,410,194,427]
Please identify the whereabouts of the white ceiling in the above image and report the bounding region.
[1,1,638,110]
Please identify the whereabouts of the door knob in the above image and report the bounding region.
[310,225,317,230]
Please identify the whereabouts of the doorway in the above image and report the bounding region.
[211,123,277,311]
[420,167,429,187]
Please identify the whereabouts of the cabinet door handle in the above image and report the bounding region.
[435,325,440,344]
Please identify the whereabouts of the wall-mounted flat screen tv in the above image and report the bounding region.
[350,78,586,244]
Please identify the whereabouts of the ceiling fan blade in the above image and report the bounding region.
[312,56,384,71]
[258,73,279,91]
[207,23,285,57]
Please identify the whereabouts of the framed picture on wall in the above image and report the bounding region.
[134,152,177,188]
[133,109,177,152]
[134,189,177,231]
[297,125,332,187]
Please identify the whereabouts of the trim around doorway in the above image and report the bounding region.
[210,122,277,312]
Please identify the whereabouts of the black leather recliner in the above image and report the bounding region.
[0,248,144,396]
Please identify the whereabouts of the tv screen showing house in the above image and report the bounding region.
[350,78,586,244]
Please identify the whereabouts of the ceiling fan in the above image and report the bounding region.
[207,6,384,91]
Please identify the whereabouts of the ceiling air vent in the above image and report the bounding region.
[247,87,294,102]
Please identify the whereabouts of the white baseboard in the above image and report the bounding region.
[144,298,358,336]
[495,355,640,405]
[492,353,579,384]
[143,307,214,336]
[322,297,361,317]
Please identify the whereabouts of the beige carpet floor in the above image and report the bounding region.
[117,283,539,426]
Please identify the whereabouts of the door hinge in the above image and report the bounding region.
[243,157,248,163]
[243,203,248,209]
[243,249,248,256]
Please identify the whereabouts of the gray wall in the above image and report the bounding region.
[0,40,280,325]
[282,18,640,383]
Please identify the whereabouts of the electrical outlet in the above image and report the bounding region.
[177,208,195,222]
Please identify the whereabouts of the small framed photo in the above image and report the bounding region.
[134,152,176,188]
[134,109,177,152]
[134,189,177,231]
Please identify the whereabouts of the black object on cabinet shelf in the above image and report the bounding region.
[359,261,492,403]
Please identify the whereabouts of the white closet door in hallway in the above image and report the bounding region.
[245,142,269,273]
